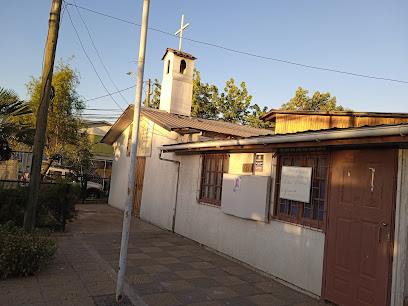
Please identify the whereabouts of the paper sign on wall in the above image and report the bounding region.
[242,163,253,173]
[255,154,264,172]
[137,118,153,157]
[233,177,241,192]
[280,166,312,203]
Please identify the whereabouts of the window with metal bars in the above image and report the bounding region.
[274,152,329,230]
[199,154,229,206]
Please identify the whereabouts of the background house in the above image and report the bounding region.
[82,119,113,185]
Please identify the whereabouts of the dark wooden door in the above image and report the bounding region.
[132,157,146,218]
[324,149,396,306]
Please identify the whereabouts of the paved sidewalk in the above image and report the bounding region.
[0,204,324,305]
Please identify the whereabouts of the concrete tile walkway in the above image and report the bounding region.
[0,204,324,305]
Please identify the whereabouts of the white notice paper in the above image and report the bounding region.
[280,166,312,203]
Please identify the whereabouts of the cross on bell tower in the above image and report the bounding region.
[175,14,189,51]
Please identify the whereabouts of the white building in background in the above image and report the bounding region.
[102,47,408,305]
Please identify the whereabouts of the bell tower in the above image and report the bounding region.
[159,48,197,116]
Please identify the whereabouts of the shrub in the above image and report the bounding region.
[0,222,57,279]
[0,184,28,226]
[38,182,80,229]
[0,182,80,230]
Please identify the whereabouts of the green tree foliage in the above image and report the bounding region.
[26,58,92,171]
[218,79,252,125]
[146,70,268,128]
[281,87,349,111]
[191,69,219,119]
[0,87,33,146]
[143,79,161,109]
[245,104,272,129]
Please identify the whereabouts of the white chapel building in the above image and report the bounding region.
[102,47,408,305]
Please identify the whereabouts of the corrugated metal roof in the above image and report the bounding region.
[100,106,133,145]
[160,123,408,152]
[100,106,272,145]
[142,107,272,137]
[161,48,197,60]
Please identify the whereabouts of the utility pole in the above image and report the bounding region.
[146,78,151,107]
[116,0,150,302]
[24,0,63,232]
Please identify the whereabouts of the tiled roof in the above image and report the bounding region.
[162,48,197,60]
[100,106,272,145]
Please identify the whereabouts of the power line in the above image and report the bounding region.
[63,3,177,142]
[82,85,135,103]
[72,0,130,105]
[64,1,408,85]
[64,3,128,115]
[81,80,158,103]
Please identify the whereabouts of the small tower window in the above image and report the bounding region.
[167,60,170,74]
[180,60,187,74]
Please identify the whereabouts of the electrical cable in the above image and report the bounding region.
[82,86,135,102]
[64,1,408,85]
[72,0,130,106]
[64,3,128,115]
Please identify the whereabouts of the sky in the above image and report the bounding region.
[1,0,407,122]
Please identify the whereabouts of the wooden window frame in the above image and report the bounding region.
[273,151,329,230]
[199,154,229,206]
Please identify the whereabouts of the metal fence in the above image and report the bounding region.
[0,179,73,231]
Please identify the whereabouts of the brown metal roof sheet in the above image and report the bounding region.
[161,48,197,60]
[100,106,133,145]
[100,106,272,145]
[160,123,408,153]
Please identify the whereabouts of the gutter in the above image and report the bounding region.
[158,150,180,233]
[160,125,408,152]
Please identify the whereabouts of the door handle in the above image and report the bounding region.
[378,222,388,243]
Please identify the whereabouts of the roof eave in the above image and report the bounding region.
[160,124,408,153]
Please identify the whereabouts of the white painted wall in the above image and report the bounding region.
[173,153,325,296]
[228,152,273,176]
[159,52,195,116]
[139,124,180,231]
[108,119,184,231]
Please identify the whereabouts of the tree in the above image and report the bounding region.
[143,79,161,109]
[245,104,272,129]
[191,69,219,119]
[144,71,269,129]
[26,58,92,171]
[0,87,33,161]
[281,87,349,111]
[218,79,252,125]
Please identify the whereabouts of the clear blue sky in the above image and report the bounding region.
[2,0,407,122]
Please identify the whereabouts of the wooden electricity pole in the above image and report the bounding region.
[146,78,151,107]
[24,0,63,231]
